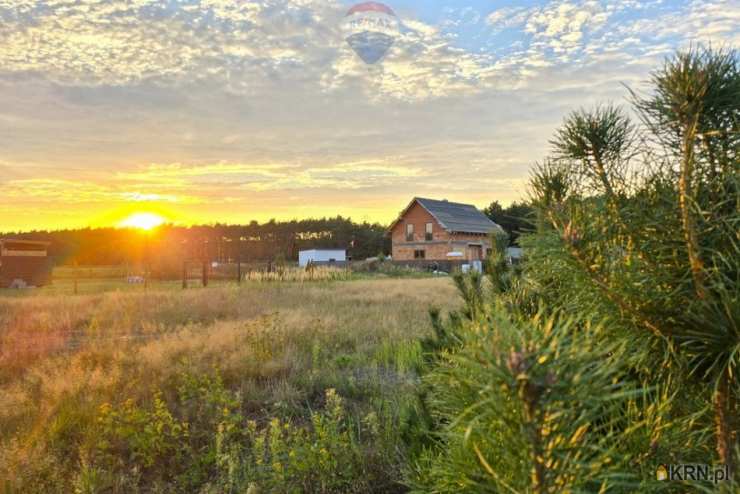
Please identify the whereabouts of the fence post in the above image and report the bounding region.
[182,260,188,289]
[201,238,209,288]
[237,250,242,285]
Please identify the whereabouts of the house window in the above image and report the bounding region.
[425,223,433,241]
[406,224,414,241]
[414,249,425,259]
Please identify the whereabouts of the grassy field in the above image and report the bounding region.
[0,275,458,493]
[9,264,433,298]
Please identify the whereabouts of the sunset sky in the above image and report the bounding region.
[1,0,737,231]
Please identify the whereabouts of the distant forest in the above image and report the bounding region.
[2,202,532,268]
[1,217,390,267]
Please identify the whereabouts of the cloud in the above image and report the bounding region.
[120,159,425,193]
[322,21,483,100]
[616,0,740,47]
[120,163,299,180]
[0,178,120,204]
[0,177,203,205]
[0,0,341,87]
[486,7,532,32]
[121,192,184,203]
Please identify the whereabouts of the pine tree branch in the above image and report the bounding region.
[548,212,666,337]
[679,116,709,300]
[715,367,736,476]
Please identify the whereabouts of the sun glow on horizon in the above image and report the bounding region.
[118,212,166,231]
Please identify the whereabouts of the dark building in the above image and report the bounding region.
[0,239,53,288]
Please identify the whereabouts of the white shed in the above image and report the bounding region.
[299,249,347,267]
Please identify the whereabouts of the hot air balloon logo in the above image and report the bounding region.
[342,2,400,65]
[656,465,668,481]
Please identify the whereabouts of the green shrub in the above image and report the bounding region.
[407,46,739,493]
[72,377,401,494]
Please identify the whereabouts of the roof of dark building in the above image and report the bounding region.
[390,197,503,235]
[0,239,50,253]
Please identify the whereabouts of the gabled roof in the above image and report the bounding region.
[389,197,503,235]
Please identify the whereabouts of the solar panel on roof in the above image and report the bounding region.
[415,198,501,234]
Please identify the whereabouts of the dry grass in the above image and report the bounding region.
[244,266,353,282]
[0,277,458,492]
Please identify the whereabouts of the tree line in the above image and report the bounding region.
[1,217,390,267]
[3,205,535,267]
[483,200,534,245]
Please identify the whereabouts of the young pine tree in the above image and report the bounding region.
[407,46,738,492]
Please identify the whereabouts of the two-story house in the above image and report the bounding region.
[388,197,504,263]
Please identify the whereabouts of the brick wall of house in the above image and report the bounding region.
[390,203,444,244]
[390,202,493,261]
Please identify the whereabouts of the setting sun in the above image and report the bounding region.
[118,212,166,230]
